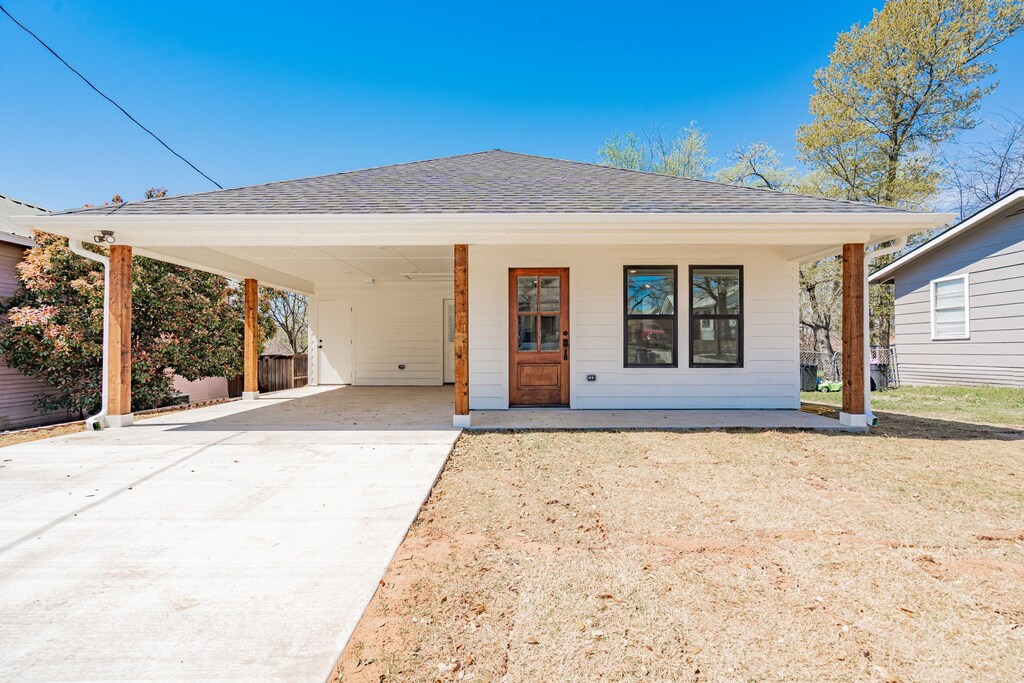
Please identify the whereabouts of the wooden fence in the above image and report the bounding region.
[258,354,308,394]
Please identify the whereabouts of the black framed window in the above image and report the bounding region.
[624,266,677,367]
[689,266,743,367]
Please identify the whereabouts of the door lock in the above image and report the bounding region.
[562,337,569,361]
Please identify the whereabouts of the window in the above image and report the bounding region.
[624,266,677,367]
[689,266,743,367]
[931,274,970,339]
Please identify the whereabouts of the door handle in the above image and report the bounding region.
[562,337,569,361]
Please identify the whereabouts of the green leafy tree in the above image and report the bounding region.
[0,190,274,416]
[797,0,1024,208]
[796,0,1024,348]
[598,123,715,179]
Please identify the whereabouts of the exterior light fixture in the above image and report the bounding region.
[93,230,116,244]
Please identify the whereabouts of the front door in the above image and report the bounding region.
[318,299,352,384]
[509,268,569,406]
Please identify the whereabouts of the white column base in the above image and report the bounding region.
[242,391,259,401]
[106,413,134,428]
[839,412,868,428]
[453,413,471,428]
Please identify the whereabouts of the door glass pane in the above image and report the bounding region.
[540,315,561,351]
[518,314,538,351]
[446,303,455,343]
[691,318,740,365]
[691,268,741,315]
[518,276,538,312]
[625,318,674,365]
[539,276,560,311]
[626,268,675,314]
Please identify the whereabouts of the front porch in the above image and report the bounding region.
[469,406,851,431]
[256,385,853,431]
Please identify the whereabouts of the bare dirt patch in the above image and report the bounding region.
[335,421,1024,682]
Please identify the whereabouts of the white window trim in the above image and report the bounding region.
[930,273,970,340]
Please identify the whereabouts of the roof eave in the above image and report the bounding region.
[15,210,954,253]
[868,190,1024,284]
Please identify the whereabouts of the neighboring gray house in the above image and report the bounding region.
[870,189,1024,387]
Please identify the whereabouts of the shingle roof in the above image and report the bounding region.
[54,150,907,216]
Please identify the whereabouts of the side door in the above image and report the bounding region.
[317,299,352,384]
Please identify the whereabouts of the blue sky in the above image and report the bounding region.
[2,0,1023,210]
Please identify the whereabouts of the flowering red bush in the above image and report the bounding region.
[0,230,272,417]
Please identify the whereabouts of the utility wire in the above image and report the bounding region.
[0,3,223,189]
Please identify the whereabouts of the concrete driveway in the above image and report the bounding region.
[0,386,458,682]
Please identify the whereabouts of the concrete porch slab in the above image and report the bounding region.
[468,408,856,431]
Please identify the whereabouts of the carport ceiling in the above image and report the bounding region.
[232,245,455,282]
[139,245,454,292]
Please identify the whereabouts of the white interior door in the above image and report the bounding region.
[318,299,352,384]
[443,298,455,384]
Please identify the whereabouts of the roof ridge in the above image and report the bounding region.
[493,150,909,213]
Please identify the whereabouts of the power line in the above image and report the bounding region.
[0,3,223,189]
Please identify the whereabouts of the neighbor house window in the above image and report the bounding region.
[690,266,743,367]
[624,266,677,367]
[931,274,970,339]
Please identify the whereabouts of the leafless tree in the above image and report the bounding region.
[945,113,1024,220]
[262,288,308,354]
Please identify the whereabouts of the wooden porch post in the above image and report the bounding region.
[453,244,470,427]
[841,243,866,426]
[106,245,133,427]
[243,278,259,400]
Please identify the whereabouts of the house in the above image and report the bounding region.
[869,189,1024,387]
[0,195,75,430]
[15,151,951,428]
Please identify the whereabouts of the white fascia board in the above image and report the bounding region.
[19,211,955,249]
[869,190,1024,284]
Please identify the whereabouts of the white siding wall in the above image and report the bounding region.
[311,281,454,386]
[469,245,801,410]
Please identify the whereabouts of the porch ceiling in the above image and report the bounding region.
[134,244,454,293]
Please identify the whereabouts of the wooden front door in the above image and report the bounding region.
[509,268,569,406]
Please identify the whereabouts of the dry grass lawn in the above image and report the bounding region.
[336,413,1024,682]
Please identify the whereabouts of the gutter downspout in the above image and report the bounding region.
[68,239,109,430]
[863,236,908,426]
